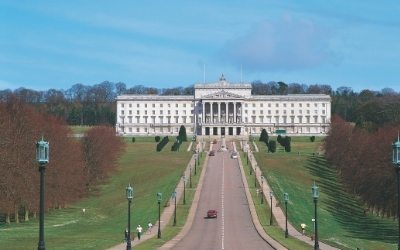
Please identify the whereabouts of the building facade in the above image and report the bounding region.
[115,74,331,137]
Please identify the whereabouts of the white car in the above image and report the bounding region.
[231,151,238,158]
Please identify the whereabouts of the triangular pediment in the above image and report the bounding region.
[202,90,244,99]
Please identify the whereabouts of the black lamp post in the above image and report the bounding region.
[312,182,319,250]
[189,164,192,188]
[194,155,197,175]
[261,176,264,204]
[126,184,133,250]
[284,192,289,238]
[172,190,177,226]
[269,190,274,225]
[392,135,400,250]
[157,192,162,238]
[183,176,186,205]
[247,149,249,166]
[242,138,244,152]
[197,152,200,165]
[249,154,253,175]
[36,135,49,250]
[254,164,257,187]
[202,139,204,152]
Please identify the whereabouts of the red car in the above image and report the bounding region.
[207,209,218,218]
[209,150,215,156]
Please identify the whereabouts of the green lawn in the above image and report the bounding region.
[0,136,398,250]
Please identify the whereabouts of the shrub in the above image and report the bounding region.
[310,136,315,142]
[132,137,135,143]
[269,140,276,153]
[155,136,160,142]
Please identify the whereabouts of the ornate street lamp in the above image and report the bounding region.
[172,190,177,226]
[183,176,186,205]
[261,176,264,204]
[189,164,192,188]
[157,192,162,238]
[312,182,319,250]
[194,155,197,175]
[284,192,289,238]
[269,190,274,225]
[126,184,133,250]
[36,135,49,250]
[249,154,253,175]
[392,134,400,250]
[254,164,257,188]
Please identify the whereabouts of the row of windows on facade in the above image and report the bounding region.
[123,126,326,134]
[120,116,326,124]
[120,102,327,108]
[120,109,326,116]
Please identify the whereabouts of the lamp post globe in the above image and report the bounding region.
[269,190,274,225]
[36,135,49,250]
[126,184,133,250]
[392,134,400,250]
[261,176,264,204]
[312,182,319,250]
[284,192,289,238]
[172,190,177,226]
[157,192,162,238]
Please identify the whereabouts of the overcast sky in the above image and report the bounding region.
[1,1,399,92]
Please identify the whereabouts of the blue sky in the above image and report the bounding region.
[1,1,399,93]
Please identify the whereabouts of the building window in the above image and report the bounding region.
[283,103,287,107]
[191,110,194,114]
[160,117,163,124]
[322,117,326,123]
[145,110,147,115]
[128,117,132,123]
[275,117,279,123]
[145,104,147,108]
[129,104,132,108]
[183,110,186,115]
[307,103,310,107]
[245,117,248,123]
[175,110,178,115]
[245,104,248,107]
[152,110,155,115]
[252,117,256,123]
[136,128,140,132]
[191,103,194,107]
[152,104,155,108]
[191,117,194,123]
[145,127,148,132]
[144,117,147,123]
[137,110,139,115]
[314,117,318,123]
[307,127,310,133]
[160,110,163,115]
[268,103,271,107]
[267,117,271,123]
[260,103,263,107]
[245,110,248,114]
[298,127,302,133]
[260,110,263,115]
[283,110,287,115]
[129,127,132,132]
[322,103,326,107]
[176,104,178,107]
[260,117,264,123]
[291,103,294,107]
[252,103,255,107]
[183,117,186,123]
[283,117,287,123]
[275,110,279,114]
[314,103,318,107]
[299,103,302,108]
[167,117,171,124]
[314,110,318,114]
[291,110,294,114]
[252,110,256,115]
[160,104,163,108]
[121,104,124,108]
[322,110,325,115]
[129,110,132,115]
[299,110,302,114]
[299,117,302,123]
[168,103,171,107]
[307,110,310,114]
[121,110,124,115]
[290,117,294,123]
[306,117,310,123]
[268,110,271,115]
[276,103,279,107]
[168,110,171,115]
[183,104,186,107]
[175,117,179,123]
[136,117,140,123]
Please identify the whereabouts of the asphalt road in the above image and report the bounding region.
[172,143,274,250]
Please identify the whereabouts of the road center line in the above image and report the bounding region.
[222,155,225,250]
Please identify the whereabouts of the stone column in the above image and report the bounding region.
[218,102,221,123]
[234,102,236,123]
[202,102,205,125]
[210,102,213,123]
[225,102,228,123]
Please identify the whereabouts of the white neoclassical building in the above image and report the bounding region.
[115,74,331,137]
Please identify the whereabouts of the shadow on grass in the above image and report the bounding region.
[305,155,398,244]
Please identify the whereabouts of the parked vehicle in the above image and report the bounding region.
[209,150,215,156]
[231,151,238,159]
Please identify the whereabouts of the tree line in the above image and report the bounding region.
[0,80,399,126]
[0,98,124,223]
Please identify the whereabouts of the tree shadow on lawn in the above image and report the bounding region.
[305,155,397,244]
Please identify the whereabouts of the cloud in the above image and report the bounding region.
[218,13,336,71]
